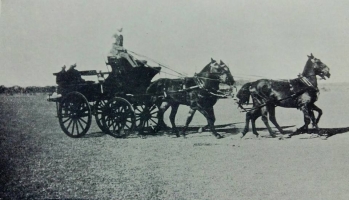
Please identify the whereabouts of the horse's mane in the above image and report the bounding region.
[302,58,314,76]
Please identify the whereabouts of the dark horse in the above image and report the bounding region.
[146,59,235,139]
[236,54,330,138]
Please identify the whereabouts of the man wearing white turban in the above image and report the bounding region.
[109,27,138,67]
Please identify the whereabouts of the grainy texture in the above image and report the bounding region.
[1,83,349,199]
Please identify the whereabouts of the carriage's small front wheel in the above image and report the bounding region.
[101,97,136,138]
[134,103,160,134]
[58,92,92,138]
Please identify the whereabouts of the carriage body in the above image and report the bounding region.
[48,56,161,138]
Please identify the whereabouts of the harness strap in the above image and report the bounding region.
[193,75,229,98]
[300,76,314,87]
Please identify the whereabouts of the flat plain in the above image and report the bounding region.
[1,83,349,199]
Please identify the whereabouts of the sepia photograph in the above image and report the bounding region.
[1,0,349,199]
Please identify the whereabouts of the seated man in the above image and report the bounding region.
[109,28,138,68]
[56,65,67,85]
[65,63,85,84]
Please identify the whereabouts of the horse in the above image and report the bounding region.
[146,59,235,139]
[236,53,330,138]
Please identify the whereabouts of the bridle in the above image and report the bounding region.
[195,63,232,83]
[289,58,325,93]
[299,58,327,80]
[193,64,234,97]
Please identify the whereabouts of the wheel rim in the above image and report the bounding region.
[135,104,159,133]
[102,97,135,138]
[94,99,108,133]
[58,92,91,138]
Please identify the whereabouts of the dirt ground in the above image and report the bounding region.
[1,83,349,199]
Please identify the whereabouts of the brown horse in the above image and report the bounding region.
[146,59,235,139]
[236,54,330,138]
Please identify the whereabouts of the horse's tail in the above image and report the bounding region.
[236,82,253,105]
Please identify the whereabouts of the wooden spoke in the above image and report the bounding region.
[134,103,160,134]
[101,97,135,138]
[58,92,91,138]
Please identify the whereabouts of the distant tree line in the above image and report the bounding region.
[0,85,56,95]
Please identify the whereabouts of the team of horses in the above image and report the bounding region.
[146,54,330,139]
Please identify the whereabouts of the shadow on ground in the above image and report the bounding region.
[323,127,349,138]
[134,123,295,138]
[274,126,349,139]
[281,127,349,139]
[82,132,107,138]
[79,125,349,140]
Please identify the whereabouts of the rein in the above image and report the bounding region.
[194,74,230,98]
[242,74,319,112]
[194,71,232,84]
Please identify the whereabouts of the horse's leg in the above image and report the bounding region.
[308,107,316,128]
[260,106,277,137]
[308,105,322,136]
[241,109,260,137]
[267,105,285,134]
[181,108,197,137]
[169,104,180,137]
[241,111,252,138]
[298,104,311,134]
[156,102,171,130]
[311,104,322,125]
[250,108,262,137]
[197,107,223,139]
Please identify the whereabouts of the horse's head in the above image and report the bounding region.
[307,53,331,80]
[199,58,234,83]
[197,58,235,88]
[218,60,235,85]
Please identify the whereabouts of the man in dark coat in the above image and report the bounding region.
[66,63,84,83]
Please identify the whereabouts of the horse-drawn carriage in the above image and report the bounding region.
[48,55,236,139]
[49,51,330,139]
[48,56,162,138]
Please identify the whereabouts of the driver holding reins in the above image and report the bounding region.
[109,27,138,67]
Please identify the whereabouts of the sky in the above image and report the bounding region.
[0,0,349,86]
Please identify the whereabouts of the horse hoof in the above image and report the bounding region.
[140,135,147,139]
[216,134,224,139]
[181,132,187,137]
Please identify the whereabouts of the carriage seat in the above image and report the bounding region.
[136,60,147,66]
[54,69,87,86]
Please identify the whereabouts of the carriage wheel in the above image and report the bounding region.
[94,99,108,133]
[101,97,136,138]
[58,92,92,138]
[135,103,160,133]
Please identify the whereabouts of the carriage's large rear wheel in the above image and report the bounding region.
[101,97,136,138]
[58,92,92,138]
[134,103,160,134]
[94,99,108,133]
